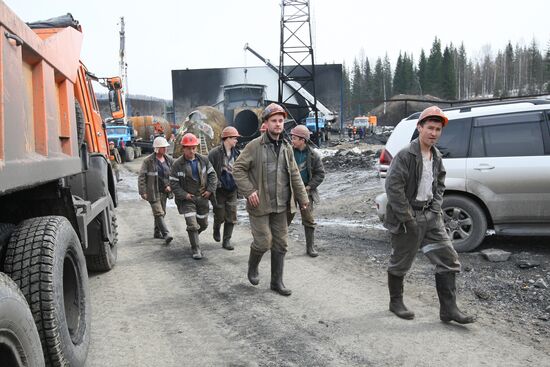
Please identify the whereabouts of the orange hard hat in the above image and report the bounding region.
[259,122,268,133]
[418,106,448,126]
[181,133,199,147]
[290,124,311,140]
[221,126,241,139]
[262,103,287,121]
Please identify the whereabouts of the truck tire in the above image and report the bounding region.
[86,214,118,272]
[135,146,142,158]
[0,223,16,270]
[0,272,45,367]
[75,101,85,148]
[124,146,135,162]
[442,195,487,252]
[3,216,91,366]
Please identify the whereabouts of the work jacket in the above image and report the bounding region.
[384,138,446,234]
[233,133,308,217]
[296,145,325,203]
[208,143,240,190]
[170,154,218,212]
[138,153,174,202]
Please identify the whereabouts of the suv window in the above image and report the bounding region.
[470,112,544,157]
[410,118,471,158]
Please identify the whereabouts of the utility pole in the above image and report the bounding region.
[119,17,130,118]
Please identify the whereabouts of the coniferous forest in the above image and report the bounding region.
[342,37,550,122]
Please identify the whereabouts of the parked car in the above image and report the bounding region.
[375,99,550,252]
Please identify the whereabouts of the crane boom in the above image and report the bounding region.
[244,43,335,121]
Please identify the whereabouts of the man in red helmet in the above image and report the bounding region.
[233,103,309,296]
[170,133,217,259]
[384,106,474,324]
[208,126,241,250]
[287,124,325,257]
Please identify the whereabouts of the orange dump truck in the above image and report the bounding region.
[0,5,124,366]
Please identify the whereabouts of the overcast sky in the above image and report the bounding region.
[5,0,550,100]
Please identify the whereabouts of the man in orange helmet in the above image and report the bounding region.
[384,106,474,324]
[208,126,241,250]
[170,133,218,259]
[233,103,309,296]
[287,124,325,257]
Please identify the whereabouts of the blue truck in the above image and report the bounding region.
[106,121,142,162]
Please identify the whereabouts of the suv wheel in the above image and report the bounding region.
[442,195,487,252]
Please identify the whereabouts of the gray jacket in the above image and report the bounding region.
[233,133,308,217]
[138,153,174,202]
[295,145,325,203]
[384,138,446,234]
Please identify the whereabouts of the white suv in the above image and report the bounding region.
[375,99,550,252]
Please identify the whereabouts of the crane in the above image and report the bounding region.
[243,43,336,122]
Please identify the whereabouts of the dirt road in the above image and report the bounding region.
[85,155,550,366]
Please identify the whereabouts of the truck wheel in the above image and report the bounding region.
[3,216,91,366]
[75,101,85,148]
[124,146,135,162]
[0,273,45,367]
[0,223,16,270]
[442,195,487,252]
[86,214,118,272]
[135,146,142,158]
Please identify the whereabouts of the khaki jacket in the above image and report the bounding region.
[384,138,446,234]
[233,133,308,217]
[138,153,174,202]
[208,143,240,189]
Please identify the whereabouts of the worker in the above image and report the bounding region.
[384,106,475,324]
[233,103,309,296]
[170,133,217,259]
[138,136,174,244]
[109,141,122,182]
[208,126,241,250]
[287,124,326,257]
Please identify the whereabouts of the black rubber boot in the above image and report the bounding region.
[247,248,264,285]
[305,226,318,257]
[436,272,475,324]
[222,223,234,250]
[213,222,221,242]
[188,231,202,260]
[155,216,173,245]
[270,251,292,296]
[388,273,415,320]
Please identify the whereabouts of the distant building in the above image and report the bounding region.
[97,94,174,123]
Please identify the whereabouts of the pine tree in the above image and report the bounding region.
[351,58,363,116]
[417,49,427,95]
[544,40,550,93]
[371,58,384,102]
[342,62,352,121]
[441,46,457,99]
[393,53,404,95]
[362,57,373,111]
[426,37,443,96]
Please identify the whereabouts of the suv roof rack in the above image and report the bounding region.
[447,98,550,113]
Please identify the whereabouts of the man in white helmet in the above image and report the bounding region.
[138,136,174,244]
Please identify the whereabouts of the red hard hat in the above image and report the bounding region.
[221,126,241,139]
[290,125,311,140]
[418,106,448,126]
[262,103,287,121]
[181,133,199,147]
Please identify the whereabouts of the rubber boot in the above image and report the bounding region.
[305,226,318,257]
[188,231,202,260]
[222,223,234,250]
[213,222,221,242]
[436,272,475,324]
[155,216,173,245]
[153,221,162,239]
[388,273,415,320]
[247,248,264,285]
[270,251,292,296]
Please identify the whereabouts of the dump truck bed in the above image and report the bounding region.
[0,2,82,194]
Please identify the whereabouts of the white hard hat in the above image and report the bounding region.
[153,136,170,148]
